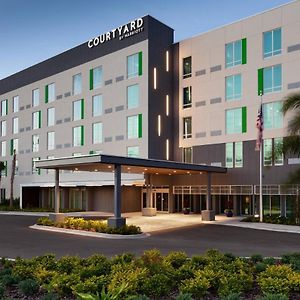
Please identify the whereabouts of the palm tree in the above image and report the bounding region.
[0,161,6,203]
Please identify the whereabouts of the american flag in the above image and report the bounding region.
[255,104,263,151]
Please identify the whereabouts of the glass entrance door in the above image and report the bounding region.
[155,192,169,212]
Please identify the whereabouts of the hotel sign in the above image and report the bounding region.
[88,18,144,48]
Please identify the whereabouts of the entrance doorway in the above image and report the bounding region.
[142,188,169,212]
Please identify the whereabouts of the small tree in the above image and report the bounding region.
[10,150,16,208]
[0,161,6,203]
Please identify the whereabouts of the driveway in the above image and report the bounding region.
[0,215,299,259]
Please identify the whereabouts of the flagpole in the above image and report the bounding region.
[259,92,263,222]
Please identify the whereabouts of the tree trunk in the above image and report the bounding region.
[10,150,16,208]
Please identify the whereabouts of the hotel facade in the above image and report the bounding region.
[0,1,300,218]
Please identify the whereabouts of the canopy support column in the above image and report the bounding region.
[201,172,215,221]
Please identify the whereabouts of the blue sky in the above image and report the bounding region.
[0,0,291,79]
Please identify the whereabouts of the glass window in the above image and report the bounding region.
[263,28,281,58]
[12,117,18,134]
[32,134,39,152]
[32,111,41,129]
[48,83,55,102]
[274,137,283,166]
[263,101,283,129]
[183,147,192,163]
[235,141,243,168]
[32,89,39,107]
[127,53,139,78]
[73,126,83,147]
[226,108,242,134]
[13,96,19,113]
[73,99,83,121]
[183,56,192,78]
[47,132,55,150]
[1,100,7,116]
[127,85,139,109]
[264,139,272,166]
[183,117,192,139]
[32,157,40,175]
[225,143,234,168]
[225,74,242,101]
[183,86,192,108]
[92,123,103,144]
[127,115,138,139]
[1,121,6,137]
[127,146,139,158]
[72,73,82,95]
[1,141,6,157]
[12,138,18,154]
[47,107,55,127]
[226,40,242,68]
[263,64,282,94]
[93,66,103,89]
[92,94,102,117]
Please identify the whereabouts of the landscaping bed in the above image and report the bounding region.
[241,215,300,226]
[0,250,299,299]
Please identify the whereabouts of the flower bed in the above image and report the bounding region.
[241,215,300,226]
[0,250,299,299]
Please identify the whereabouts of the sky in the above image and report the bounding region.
[0,0,292,79]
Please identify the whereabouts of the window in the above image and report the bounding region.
[92,95,103,117]
[264,64,282,94]
[225,143,234,168]
[90,66,103,90]
[1,100,7,116]
[32,111,41,129]
[47,132,55,150]
[73,99,84,121]
[183,117,192,139]
[32,89,39,107]
[274,137,283,166]
[92,123,103,144]
[73,126,84,147]
[13,96,19,113]
[264,139,273,166]
[225,38,247,68]
[32,134,39,152]
[12,117,18,134]
[127,52,142,78]
[32,158,40,175]
[183,56,192,78]
[1,141,6,157]
[0,161,7,177]
[11,138,18,155]
[45,83,55,103]
[127,114,142,139]
[225,74,242,101]
[127,84,139,109]
[226,107,247,134]
[127,146,139,158]
[72,73,82,95]
[1,121,6,137]
[263,28,281,58]
[263,101,283,129]
[235,141,243,168]
[183,147,192,163]
[47,107,55,126]
[183,86,192,108]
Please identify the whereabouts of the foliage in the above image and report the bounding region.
[40,292,60,300]
[258,293,289,300]
[251,254,263,263]
[175,292,193,300]
[0,283,4,299]
[281,252,300,271]
[241,215,299,226]
[179,273,210,298]
[221,293,241,300]
[141,273,171,297]
[18,278,39,295]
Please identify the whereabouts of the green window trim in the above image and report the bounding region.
[10,139,13,156]
[81,99,84,119]
[258,68,264,96]
[89,69,93,90]
[5,100,8,115]
[242,107,247,133]
[45,85,49,103]
[138,114,142,138]
[81,126,84,145]
[138,52,143,76]
[38,111,42,128]
[242,38,247,65]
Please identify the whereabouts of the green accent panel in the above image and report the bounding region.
[242,107,247,133]
[138,52,143,76]
[138,114,142,138]
[89,69,93,90]
[45,85,49,103]
[5,100,8,115]
[81,126,84,145]
[38,111,42,128]
[242,38,247,64]
[89,150,95,155]
[258,68,264,96]
[81,99,84,119]
[10,140,13,156]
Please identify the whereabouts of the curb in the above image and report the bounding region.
[29,224,150,239]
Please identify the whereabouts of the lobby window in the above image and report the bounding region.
[47,107,55,127]
[226,107,247,134]
[1,120,6,137]
[0,161,7,177]
[32,111,41,129]
[92,94,103,117]
[263,101,283,129]
[1,99,7,116]
[72,73,82,95]
[12,117,18,134]
[225,38,247,68]
[235,141,243,168]
[32,134,39,152]
[263,138,273,166]
[127,114,142,139]
[10,138,18,155]
[274,137,283,166]
[225,143,234,168]
[73,126,84,147]
[127,84,139,109]
[127,52,142,78]
[1,141,6,157]
[127,146,139,158]
[13,96,19,113]
[45,83,55,103]
[183,117,192,139]
[183,56,192,78]
[47,131,55,150]
[183,147,192,163]
[90,66,103,90]
[73,99,84,121]
[225,74,242,101]
[258,64,282,95]
[32,157,41,175]
[92,122,103,144]
[32,89,39,107]
[263,28,281,58]
[183,86,192,108]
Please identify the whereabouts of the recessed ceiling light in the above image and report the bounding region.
[155,172,159,175]
[94,169,98,172]
[173,170,176,173]
[127,167,130,170]
[75,168,78,171]
[144,168,148,171]
[108,165,112,168]
[200,172,203,175]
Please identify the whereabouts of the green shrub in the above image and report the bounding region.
[40,292,60,300]
[37,217,54,226]
[56,255,82,274]
[281,252,300,271]
[221,293,241,300]
[250,254,263,263]
[164,251,188,269]
[72,275,107,294]
[255,262,268,273]
[173,262,196,282]
[241,216,259,222]
[0,283,4,299]
[127,296,149,300]
[224,252,236,263]
[18,278,39,296]
[141,273,171,297]
[111,253,135,266]
[179,275,210,298]
[0,274,20,287]
[12,258,36,280]
[139,249,163,275]
[190,255,208,269]
[175,292,193,300]
[263,257,276,265]
[258,294,289,300]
